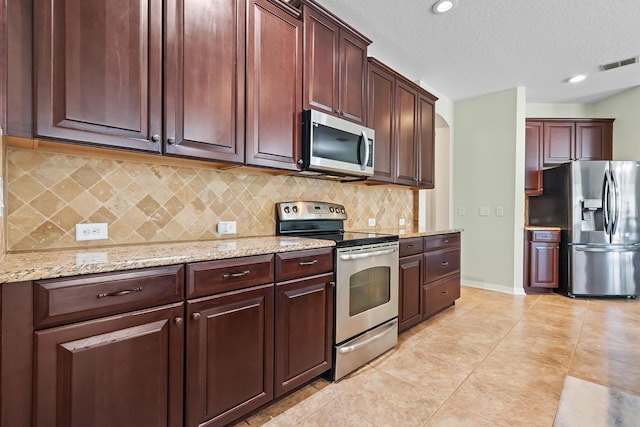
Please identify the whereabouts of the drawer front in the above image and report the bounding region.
[399,237,424,257]
[275,248,333,282]
[423,233,460,251]
[187,254,274,297]
[424,247,460,283]
[423,274,460,319]
[529,230,560,242]
[34,265,184,329]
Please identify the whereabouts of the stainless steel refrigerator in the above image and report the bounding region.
[529,161,639,297]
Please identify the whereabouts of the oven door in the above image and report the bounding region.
[335,242,399,344]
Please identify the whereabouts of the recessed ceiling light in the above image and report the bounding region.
[432,0,456,14]
[568,75,587,83]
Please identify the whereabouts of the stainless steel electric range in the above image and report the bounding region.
[276,201,399,380]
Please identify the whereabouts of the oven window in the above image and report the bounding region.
[349,266,390,316]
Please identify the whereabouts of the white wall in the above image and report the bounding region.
[593,86,640,160]
[453,87,526,293]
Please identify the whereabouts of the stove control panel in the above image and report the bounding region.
[277,201,347,221]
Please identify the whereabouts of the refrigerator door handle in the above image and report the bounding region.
[603,170,611,235]
[610,169,620,235]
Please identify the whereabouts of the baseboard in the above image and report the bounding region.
[462,280,526,296]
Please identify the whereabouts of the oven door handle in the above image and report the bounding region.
[339,247,397,261]
[338,319,398,354]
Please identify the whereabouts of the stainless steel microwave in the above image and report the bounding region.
[301,109,374,179]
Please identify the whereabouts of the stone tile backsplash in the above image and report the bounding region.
[6,147,413,251]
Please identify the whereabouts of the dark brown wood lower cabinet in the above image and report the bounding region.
[524,229,560,293]
[33,303,185,427]
[275,273,333,397]
[398,254,422,332]
[186,283,274,427]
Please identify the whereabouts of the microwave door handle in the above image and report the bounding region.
[360,130,370,171]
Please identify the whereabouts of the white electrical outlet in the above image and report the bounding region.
[458,207,466,216]
[217,221,237,234]
[368,218,376,227]
[75,223,108,241]
[496,206,505,217]
[399,218,406,226]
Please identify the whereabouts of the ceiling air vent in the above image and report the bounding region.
[599,56,639,71]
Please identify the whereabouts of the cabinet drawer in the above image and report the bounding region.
[423,233,460,251]
[275,248,333,282]
[528,230,560,242]
[187,254,274,297]
[34,265,184,329]
[423,247,460,283]
[399,237,423,257]
[423,274,460,319]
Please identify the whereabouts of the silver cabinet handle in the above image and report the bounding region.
[174,317,183,326]
[151,134,160,142]
[441,291,448,296]
[299,259,318,266]
[223,270,250,278]
[97,286,142,298]
[167,137,176,145]
[192,312,201,320]
[441,261,449,266]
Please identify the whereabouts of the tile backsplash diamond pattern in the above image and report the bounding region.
[6,147,413,251]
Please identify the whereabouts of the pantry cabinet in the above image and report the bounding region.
[367,58,437,188]
[296,0,370,125]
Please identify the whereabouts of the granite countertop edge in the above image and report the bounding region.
[0,236,336,284]
[396,228,464,239]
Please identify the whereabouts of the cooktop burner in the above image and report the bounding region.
[275,201,398,248]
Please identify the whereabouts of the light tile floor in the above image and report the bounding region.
[235,286,640,426]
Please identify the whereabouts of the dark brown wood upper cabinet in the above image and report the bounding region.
[296,0,370,125]
[575,121,613,160]
[543,121,575,164]
[164,0,245,162]
[34,0,163,153]
[367,62,396,183]
[246,0,303,171]
[525,121,543,196]
[395,80,419,186]
[367,58,437,188]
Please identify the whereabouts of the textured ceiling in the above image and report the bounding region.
[316,0,640,103]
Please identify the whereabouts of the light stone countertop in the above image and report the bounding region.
[362,228,463,239]
[0,236,335,284]
[524,225,562,231]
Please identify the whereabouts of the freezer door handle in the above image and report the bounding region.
[611,169,620,235]
[603,170,613,236]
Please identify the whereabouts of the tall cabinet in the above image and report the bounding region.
[367,58,437,188]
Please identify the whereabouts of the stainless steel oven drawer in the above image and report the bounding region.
[333,318,397,381]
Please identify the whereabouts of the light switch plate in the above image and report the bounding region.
[479,207,491,216]
[368,218,376,227]
[496,206,504,217]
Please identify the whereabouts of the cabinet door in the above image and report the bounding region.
[543,122,575,164]
[302,8,339,116]
[394,81,418,185]
[164,0,245,162]
[246,0,302,171]
[417,94,435,188]
[525,121,544,195]
[338,30,367,124]
[186,284,274,427]
[575,121,613,161]
[529,241,559,288]
[367,61,395,183]
[34,303,184,427]
[275,273,333,397]
[34,0,162,152]
[398,255,422,333]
